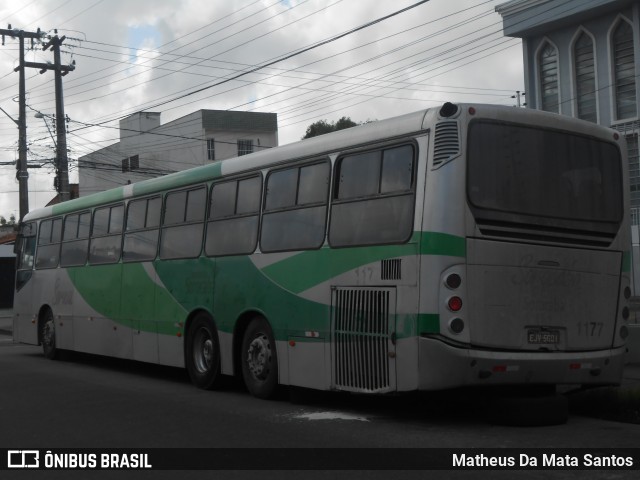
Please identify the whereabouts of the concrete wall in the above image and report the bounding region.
[79,110,278,197]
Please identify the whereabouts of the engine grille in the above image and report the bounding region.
[332,287,396,393]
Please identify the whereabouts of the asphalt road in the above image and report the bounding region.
[1,339,639,480]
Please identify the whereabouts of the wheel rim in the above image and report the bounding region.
[193,327,214,373]
[246,333,271,381]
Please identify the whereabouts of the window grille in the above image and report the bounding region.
[237,139,253,156]
[613,21,637,120]
[539,42,559,113]
[207,139,215,161]
[574,33,597,122]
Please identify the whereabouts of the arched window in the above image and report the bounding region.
[539,42,559,113]
[574,32,597,122]
[612,19,637,120]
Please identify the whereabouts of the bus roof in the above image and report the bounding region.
[22,103,620,222]
[24,108,430,222]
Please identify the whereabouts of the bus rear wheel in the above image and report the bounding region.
[241,317,278,399]
[41,308,58,360]
[186,314,221,390]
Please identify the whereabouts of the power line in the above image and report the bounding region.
[21,0,301,104]
[68,0,431,131]
[254,0,597,130]
[61,0,340,112]
[235,11,508,118]
[27,2,514,160]
[4,0,532,178]
[18,0,512,144]
[73,1,514,133]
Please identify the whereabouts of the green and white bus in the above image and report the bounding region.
[13,103,631,399]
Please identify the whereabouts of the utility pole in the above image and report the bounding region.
[25,31,75,202]
[511,90,526,108]
[0,25,43,221]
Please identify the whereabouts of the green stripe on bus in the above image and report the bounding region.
[211,255,330,339]
[417,313,439,334]
[51,188,126,216]
[48,162,222,215]
[260,231,465,294]
[50,164,224,218]
[419,231,466,257]
[69,262,188,335]
[132,162,223,197]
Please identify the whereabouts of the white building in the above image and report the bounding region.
[79,110,278,196]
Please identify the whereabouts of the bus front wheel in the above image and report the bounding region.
[186,314,222,390]
[41,308,58,360]
[241,317,278,399]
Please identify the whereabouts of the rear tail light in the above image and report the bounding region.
[448,296,463,312]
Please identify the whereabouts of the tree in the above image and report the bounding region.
[334,116,357,131]
[0,214,16,226]
[302,116,359,139]
[302,120,335,139]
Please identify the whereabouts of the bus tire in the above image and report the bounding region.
[185,314,221,390]
[41,308,58,360]
[241,317,278,399]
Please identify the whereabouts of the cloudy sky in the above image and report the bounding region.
[0,0,524,218]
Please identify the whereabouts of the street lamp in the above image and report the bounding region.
[34,111,57,147]
[34,111,60,191]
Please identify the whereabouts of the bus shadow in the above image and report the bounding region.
[286,386,569,428]
[50,349,193,385]
[30,349,570,427]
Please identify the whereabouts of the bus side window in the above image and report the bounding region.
[123,196,161,262]
[205,175,261,257]
[329,144,415,247]
[17,222,36,270]
[15,222,36,290]
[35,218,62,269]
[60,212,91,267]
[89,204,124,265]
[160,186,206,259]
[18,236,36,270]
[260,161,329,253]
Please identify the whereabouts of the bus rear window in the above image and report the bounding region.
[467,121,623,225]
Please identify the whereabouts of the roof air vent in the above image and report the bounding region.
[439,102,459,118]
[432,120,460,168]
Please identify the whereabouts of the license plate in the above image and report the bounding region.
[527,329,559,345]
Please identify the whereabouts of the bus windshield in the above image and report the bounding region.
[467,120,623,228]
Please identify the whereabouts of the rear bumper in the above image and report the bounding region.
[418,336,625,390]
